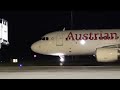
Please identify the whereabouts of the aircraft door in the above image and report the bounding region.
[56,32,63,46]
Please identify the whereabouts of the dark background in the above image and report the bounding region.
[0,11,120,65]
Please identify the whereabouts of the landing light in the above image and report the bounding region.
[80,40,86,45]
[51,53,64,56]
[60,57,64,62]
[60,62,63,66]
[59,56,65,63]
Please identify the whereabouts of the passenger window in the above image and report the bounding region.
[51,37,54,40]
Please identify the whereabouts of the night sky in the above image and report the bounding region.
[0,11,120,64]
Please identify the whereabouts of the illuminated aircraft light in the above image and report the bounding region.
[60,62,63,66]
[51,53,64,56]
[19,64,22,67]
[34,55,37,58]
[60,57,64,62]
[59,56,65,63]
[80,40,86,45]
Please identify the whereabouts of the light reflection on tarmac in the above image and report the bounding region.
[0,66,120,79]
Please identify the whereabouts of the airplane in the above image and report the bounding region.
[31,28,120,63]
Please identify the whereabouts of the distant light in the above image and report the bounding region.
[80,40,86,45]
[34,55,37,58]
[19,64,22,67]
[1,61,2,62]
[13,59,18,63]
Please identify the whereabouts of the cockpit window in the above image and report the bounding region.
[46,37,49,40]
[42,37,45,40]
[41,37,49,40]
[0,19,2,23]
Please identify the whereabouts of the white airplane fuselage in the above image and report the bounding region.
[31,29,120,57]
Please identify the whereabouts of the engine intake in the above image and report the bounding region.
[96,48,120,62]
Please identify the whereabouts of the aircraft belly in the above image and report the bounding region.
[63,40,96,55]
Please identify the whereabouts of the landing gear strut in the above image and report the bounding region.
[59,55,65,66]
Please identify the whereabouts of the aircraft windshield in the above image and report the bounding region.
[41,37,49,40]
[0,19,2,23]
[46,37,48,40]
[41,37,45,40]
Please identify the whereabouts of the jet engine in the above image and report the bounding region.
[96,48,120,62]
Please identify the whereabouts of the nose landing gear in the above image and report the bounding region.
[59,55,65,66]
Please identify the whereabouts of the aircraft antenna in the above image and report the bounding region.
[71,11,73,30]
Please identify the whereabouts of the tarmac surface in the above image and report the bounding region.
[0,66,120,79]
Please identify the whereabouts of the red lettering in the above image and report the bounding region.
[104,33,110,40]
[89,33,94,40]
[94,33,99,40]
[75,34,82,40]
[110,33,117,40]
[66,32,75,40]
[99,33,103,40]
[82,33,88,40]
[66,32,119,41]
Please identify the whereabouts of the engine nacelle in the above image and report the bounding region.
[96,48,120,62]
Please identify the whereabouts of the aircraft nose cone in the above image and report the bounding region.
[31,43,40,53]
